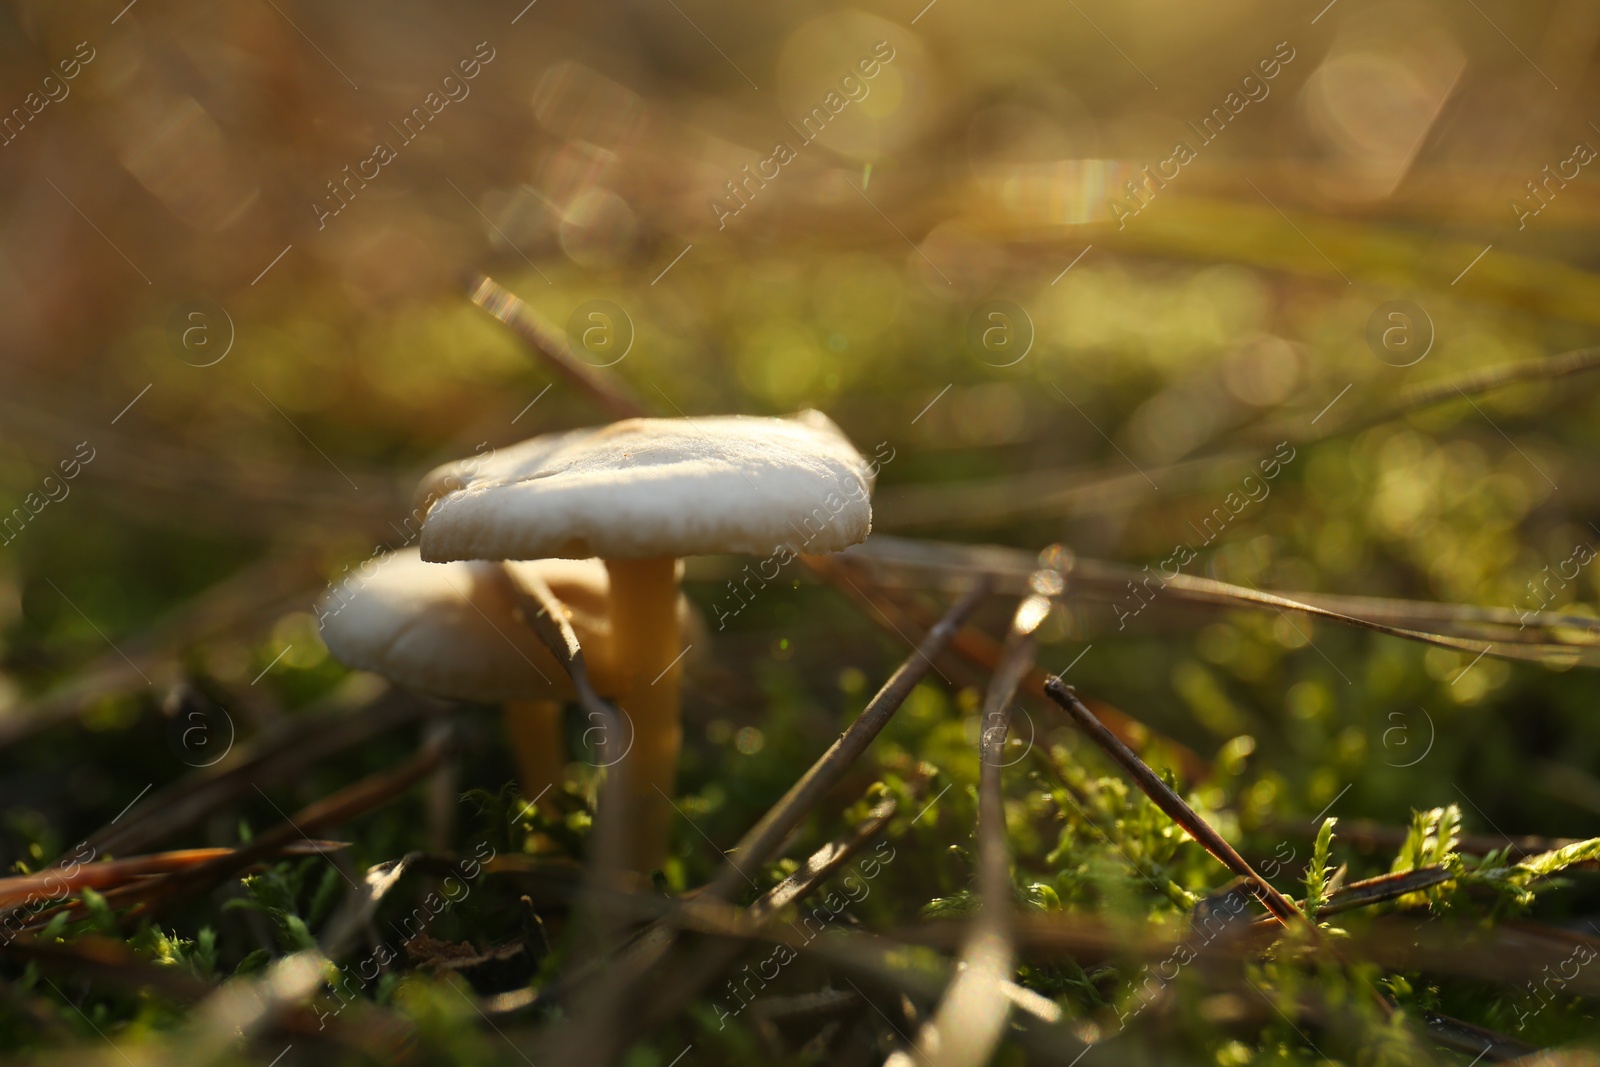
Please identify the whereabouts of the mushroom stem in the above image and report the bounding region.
[503,699,567,816]
[603,555,683,872]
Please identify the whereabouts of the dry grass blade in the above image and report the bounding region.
[498,564,663,1066]
[1044,678,1307,928]
[896,912,1535,1061]
[908,907,1586,1053]
[1420,1011,1537,1061]
[1138,575,1597,664]
[1235,866,1454,932]
[174,950,342,1067]
[317,851,420,959]
[82,687,431,860]
[531,795,895,1066]
[748,793,899,923]
[38,942,415,1067]
[117,732,452,919]
[0,549,334,752]
[491,564,604,705]
[0,841,346,914]
[893,576,1056,1067]
[1308,866,1454,918]
[1100,197,1600,324]
[538,584,986,1065]
[1319,345,1600,445]
[2,934,213,1003]
[477,848,1090,1067]
[605,792,903,1057]
[990,911,1600,1002]
[815,552,1209,780]
[707,579,991,902]
[1251,590,1596,646]
[977,601,1041,915]
[465,274,648,420]
[873,451,1257,530]
[483,845,1065,1026]
[15,843,357,937]
[878,347,1600,534]
[1355,919,1600,1001]
[495,563,631,930]
[849,536,1600,666]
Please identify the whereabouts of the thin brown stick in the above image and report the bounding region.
[750,795,898,922]
[83,688,432,861]
[817,552,1210,781]
[2,935,213,1003]
[1043,678,1307,928]
[1418,1010,1537,1062]
[0,841,346,911]
[1322,345,1600,445]
[481,841,1081,1060]
[898,585,1050,1067]
[1306,866,1453,918]
[120,733,452,919]
[537,585,985,1067]
[849,535,1600,666]
[493,566,613,737]
[526,585,1023,1063]
[481,823,1059,1027]
[976,597,1041,910]
[1240,866,1455,930]
[906,911,1582,987]
[465,274,648,420]
[706,579,990,901]
[616,792,902,1050]
[532,794,896,1065]
[873,346,1600,542]
[0,549,341,753]
[496,564,631,941]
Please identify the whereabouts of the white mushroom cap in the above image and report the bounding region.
[417,411,874,563]
[318,548,639,702]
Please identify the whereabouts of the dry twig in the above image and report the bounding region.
[1044,678,1307,928]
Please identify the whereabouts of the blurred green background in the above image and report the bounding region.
[3,0,1600,947]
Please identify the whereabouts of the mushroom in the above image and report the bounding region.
[417,410,875,869]
[317,546,695,812]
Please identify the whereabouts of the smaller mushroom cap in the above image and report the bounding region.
[319,549,651,703]
[418,410,873,563]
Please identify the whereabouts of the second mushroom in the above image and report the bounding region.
[418,410,875,872]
